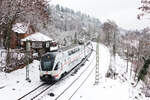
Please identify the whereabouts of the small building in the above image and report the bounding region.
[21,32,58,56]
[11,22,35,49]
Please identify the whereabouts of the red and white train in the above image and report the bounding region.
[39,41,93,82]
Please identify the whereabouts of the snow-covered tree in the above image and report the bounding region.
[102,20,119,47]
[0,0,49,49]
[56,4,60,11]
[42,5,102,44]
[138,0,150,19]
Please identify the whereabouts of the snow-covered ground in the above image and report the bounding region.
[0,43,148,100]
[0,49,6,68]
[0,60,42,100]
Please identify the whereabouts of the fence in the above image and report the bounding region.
[0,50,27,73]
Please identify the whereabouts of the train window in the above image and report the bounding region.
[54,62,60,70]
[41,54,55,71]
[43,62,51,69]
[72,50,74,54]
[71,50,74,54]
[68,51,72,55]
[68,48,80,56]
[75,48,77,52]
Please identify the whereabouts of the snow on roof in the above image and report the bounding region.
[21,32,53,42]
[82,27,88,32]
[12,23,29,34]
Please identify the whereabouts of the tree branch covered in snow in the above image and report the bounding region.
[138,0,150,19]
[0,0,50,48]
[0,0,49,25]
[38,5,102,45]
[102,20,119,47]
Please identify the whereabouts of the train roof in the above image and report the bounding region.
[60,44,81,52]
[42,51,58,57]
[41,44,83,57]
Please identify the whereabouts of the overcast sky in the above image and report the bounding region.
[51,0,150,30]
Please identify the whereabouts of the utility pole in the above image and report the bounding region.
[126,45,129,73]
[94,34,100,85]
[134,41,141,80]
[26,41,31,82]
[130,46,133,78]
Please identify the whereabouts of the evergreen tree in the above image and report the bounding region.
[61,6,64,12]
[137,57,150,83]
[56,4,60,11]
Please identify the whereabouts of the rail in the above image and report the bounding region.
[55,53,96,100]
[18,45,94,100]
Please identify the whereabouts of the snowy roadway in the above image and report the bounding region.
[0,43,148,100]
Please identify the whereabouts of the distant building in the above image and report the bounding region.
[11,22,58,56]
[11,22,35,49]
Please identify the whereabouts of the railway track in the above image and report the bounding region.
[68,63,95,100]
[54,53,96,100]
[18,49,94,100]
[18,83,55,100]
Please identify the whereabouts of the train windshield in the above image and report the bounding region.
[41,54,55,71]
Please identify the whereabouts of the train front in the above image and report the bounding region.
[40,53,58,82]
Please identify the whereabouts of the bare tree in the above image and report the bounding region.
[0,0,50,49]
[138,0,150,19]
[0,0,50,70]
[102,20,119,58]
[102,20,115,46]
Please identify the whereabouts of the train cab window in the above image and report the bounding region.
[68,48,80,56]
[41,54,55,71]
[54,62,60,70]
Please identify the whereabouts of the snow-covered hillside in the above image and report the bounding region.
[0,43,148,100]
[38,5,102,44]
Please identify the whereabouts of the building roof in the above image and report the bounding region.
[21,32,53,42]
[12,23,29,34]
